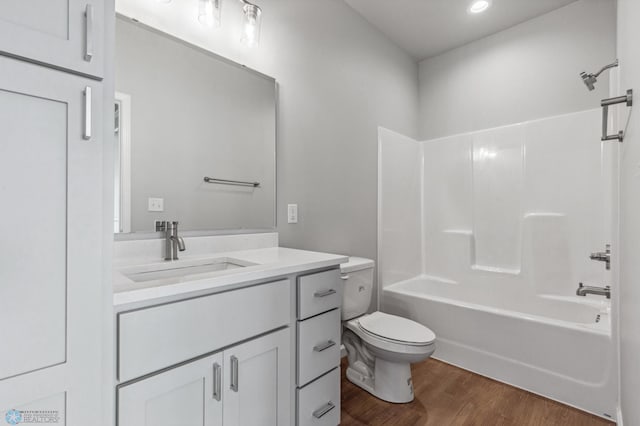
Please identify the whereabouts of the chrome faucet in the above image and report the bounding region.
[576,283,611,299]
[590,244,611,270]
[157,220,186,261]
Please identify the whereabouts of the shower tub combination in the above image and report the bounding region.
[382,276,615,419]
[377,109,618,420]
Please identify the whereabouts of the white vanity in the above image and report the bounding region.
[113,233,345,426]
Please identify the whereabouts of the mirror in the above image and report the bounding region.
[114,16,276,234]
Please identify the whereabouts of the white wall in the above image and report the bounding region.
[115,0,419,272]
[617,0,640,423]
[418,0,616,140]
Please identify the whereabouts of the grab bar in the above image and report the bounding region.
[204,176,260,188]
[601,89,633,142]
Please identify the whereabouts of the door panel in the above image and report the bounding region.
[118,352,224,426]
[0,88,67,380]
[0,0,104,79]
[223,328,291,426]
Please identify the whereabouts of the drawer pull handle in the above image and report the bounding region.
[212,362,222,401]
[340,274,350,280]
[314,289,336,298]
[312,401,335,419]
[230,355,239,392]
[83,86,92,140]
[84,4,94,62]
[313,340,336,353]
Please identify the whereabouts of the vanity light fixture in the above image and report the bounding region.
[240,0,262,47]
[198,0,222,27]
[468,0,491,14]
[196,0,262,48]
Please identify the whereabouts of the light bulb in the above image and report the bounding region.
[198,0,222,27]
[240,3,262,47]
[468,0,491,14]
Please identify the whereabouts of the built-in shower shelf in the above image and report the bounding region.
[471,264,521,275]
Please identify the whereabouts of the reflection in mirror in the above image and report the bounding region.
[114,16,276,234]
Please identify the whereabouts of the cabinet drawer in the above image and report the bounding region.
[118,279,290,382]
[297,368,340,426]
[297,309,341,386]
[297,269,340,320]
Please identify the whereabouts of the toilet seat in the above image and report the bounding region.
[358,311,435,346]
[345,311,436,356]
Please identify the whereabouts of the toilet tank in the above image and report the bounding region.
[340,257,375,321]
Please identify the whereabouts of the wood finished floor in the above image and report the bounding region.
[340,358,614,426]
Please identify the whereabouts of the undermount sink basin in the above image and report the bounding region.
[122,258,257,283]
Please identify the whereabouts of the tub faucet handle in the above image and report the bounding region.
[589,244,611,270]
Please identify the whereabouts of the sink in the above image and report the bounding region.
[122,258,257,283]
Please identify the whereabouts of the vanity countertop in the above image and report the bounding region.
[113,247,348,308]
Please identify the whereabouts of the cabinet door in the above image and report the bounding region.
[0,0,104,78]
[0,56,103,423]
[223,329,291,426]
[118,353,224,426]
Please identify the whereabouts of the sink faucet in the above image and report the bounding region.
[157,221,186,261]
[576,283,611,299]
[590,244,611,270]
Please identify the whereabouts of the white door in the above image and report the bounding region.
[0,55,103,424]
[223,329,291,426]
[0,0,104,79]
[118,352,224,426]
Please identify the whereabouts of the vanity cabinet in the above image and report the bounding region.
[118,329,290,426]
[0,0,104,78]
[0,53,104,422]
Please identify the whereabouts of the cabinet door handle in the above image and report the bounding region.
[230,355,239,392]
[313,340,336,353]
[314,289,336,298]
[212,362,222,401]
[83,86,92,140]
[312,401,335,419]
[84,4,94,62]
[340,274,350,280]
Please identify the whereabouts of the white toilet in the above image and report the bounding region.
[340,257,436,403]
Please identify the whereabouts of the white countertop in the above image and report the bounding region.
[113,247,348,308]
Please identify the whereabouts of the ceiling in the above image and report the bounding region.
[343,0,579,60]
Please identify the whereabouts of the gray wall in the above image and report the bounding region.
[418,0,617,140]
[117,0,419,271]
[116,18,276,232]
[618,0,640,423]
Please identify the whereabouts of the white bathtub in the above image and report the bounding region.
[382,276,616,420]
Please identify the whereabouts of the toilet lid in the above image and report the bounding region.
[358,312,435,345]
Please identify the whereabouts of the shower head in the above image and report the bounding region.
[580,59,619,91]
[580,72,597,91]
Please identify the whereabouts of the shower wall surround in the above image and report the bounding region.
[378,109,617,417]
[379,108,612,292]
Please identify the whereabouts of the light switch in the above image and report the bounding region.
[287,204,298,224]
[148,197,164,212]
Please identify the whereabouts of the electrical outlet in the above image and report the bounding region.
[148,197,164,212]
[287,204,298,224]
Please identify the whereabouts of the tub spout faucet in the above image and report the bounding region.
[157,220,186,261]
[576,283,611,299]
[590,244,611,270]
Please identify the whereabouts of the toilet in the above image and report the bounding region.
[340,257,436,403]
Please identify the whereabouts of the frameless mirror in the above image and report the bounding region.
[114,16,276,234]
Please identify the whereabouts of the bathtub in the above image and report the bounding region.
[382,276,616,420]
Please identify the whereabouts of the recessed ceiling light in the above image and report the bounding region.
[468,0,491,14]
